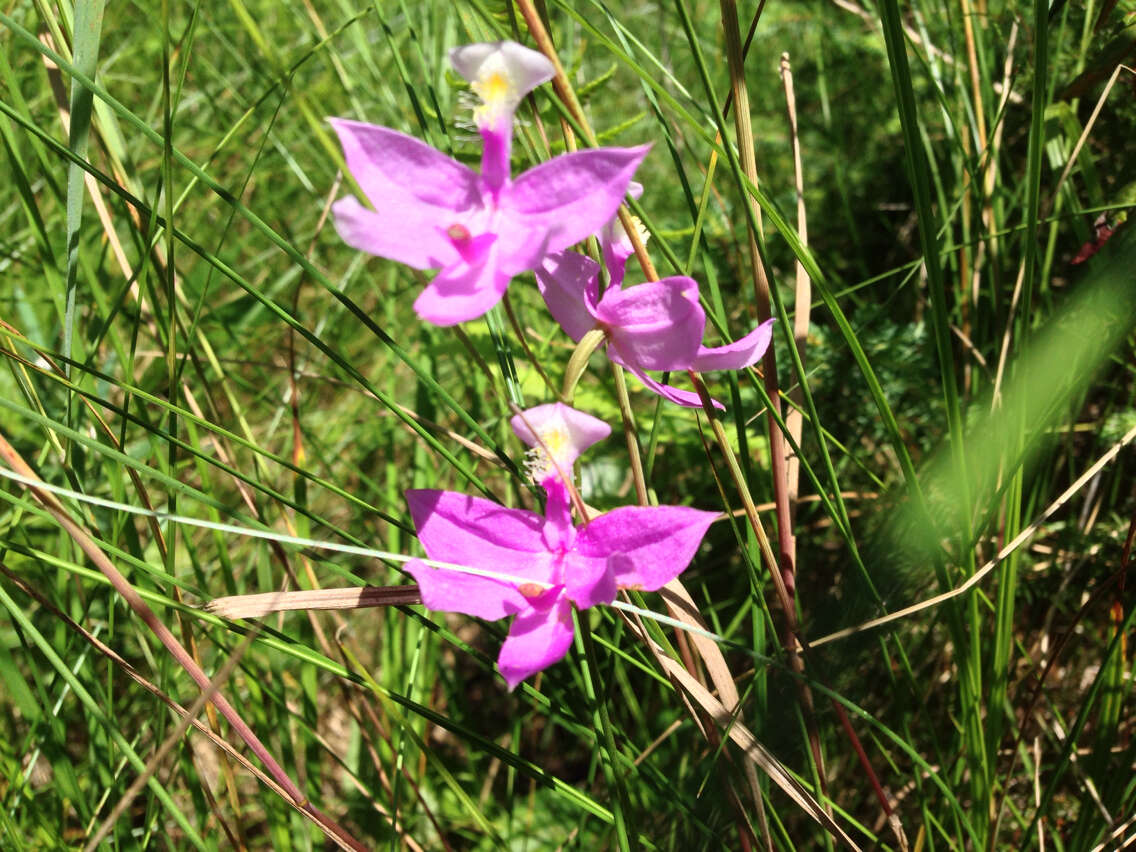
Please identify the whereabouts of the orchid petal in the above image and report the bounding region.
[600,182,646,290]
[511,402,611,484]
[406,490,555,583]
[329,119,481,213]
[478,124,512,195]
[449,41,554,116]
[597,277,705,371]
[497,594,575,690]
[331,197,459,271]
[535,252,602,342]
[500,146,650,254]
[691,318,776,371]
[405,558,528,620]
[576,505,718,591]
[412,246,512,327]
[540,478,576,552]
[495,225,553,277]
[563,553,617,610]
[622,361,724,410]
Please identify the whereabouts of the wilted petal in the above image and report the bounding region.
[497,594,575,690]
[511,402,611,484]
[691,318,775,371]
[500,146,650,254]
[406,490,554,582]
[331,197,459,271]
[596,277,705,371]
[406,558,528,620]
[535,252,601,342]
[575,505,718,591]
[622,362,724,410]
[329,119,481,212]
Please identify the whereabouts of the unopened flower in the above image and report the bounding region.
[536,251,775,408]
[405,477,717,689]
[510,402,611,485]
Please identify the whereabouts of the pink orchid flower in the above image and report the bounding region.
[405,477,717,689]
[509,401,611,485]
[330,42,649,327]
[535,249,775,408]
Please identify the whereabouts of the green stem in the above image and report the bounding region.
[561,327,607,403]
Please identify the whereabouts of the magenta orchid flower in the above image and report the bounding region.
[330,41,649,327]
[405,477,717,689]
[535,250,775,408]
[510,401,611,485]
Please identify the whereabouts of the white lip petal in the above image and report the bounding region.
[511,402,611,483]
[449,40,555,114]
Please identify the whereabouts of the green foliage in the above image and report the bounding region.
[1,0,1135,849]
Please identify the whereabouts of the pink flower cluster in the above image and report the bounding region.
[328,41,765,687]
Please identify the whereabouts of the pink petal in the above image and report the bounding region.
[540,477,576,551]
[575,505,718,591]
[600,182,645,290]
[562,552,617,610]
[405,558,528,621]
[495,224,552,277]
[691,318,775,371]
[412,245,512,326]
[331,197,459,271]
[596,277,705,371]
[497,593,575,690]
[511,402,611,483]
[535,252,601,342]
[406,490,555,584]
[621,361,724,410]
[330,119,481,212]
[499,146,650,255]
[478,124,511,195]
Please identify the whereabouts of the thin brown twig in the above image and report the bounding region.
[0,430,367,851]
[779,52,811,538]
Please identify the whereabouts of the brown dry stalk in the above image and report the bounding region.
[0,430,366,851]
[0,319,251,842]
[210,586,424,619]
[715,0,832,812]
[779,52,811,532]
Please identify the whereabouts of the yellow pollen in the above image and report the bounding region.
[518,582,544,599]
[447,223,471,242]
[541,428,566,457]
[474,71,511,105]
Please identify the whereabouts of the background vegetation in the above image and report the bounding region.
[1,0,1134,848]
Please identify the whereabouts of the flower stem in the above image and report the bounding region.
[561,327,607,403]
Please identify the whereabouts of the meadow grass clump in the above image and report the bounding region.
[0,0,1134,849]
